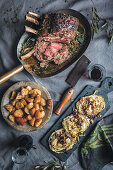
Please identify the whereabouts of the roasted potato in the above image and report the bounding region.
[11,99,17,106]
[28,89,35,95]
[34,95,41,103]
[24,106,29,114]
[30,107,36,116]
[35,110,45,119]
[24,117,28,123]
[16,102,24,109]
[33,89,41,96]
[40,98,46,106]
[34,103,40,110]
[30,93,36,98]
[27,103,33,110]
[9,115,15,122]
[14,109,23,117]
[25,96,34,103]
[16,92,23,100]
[16,118,25,126]
[21,87,29,96]
[5,86,48,128]
[39,105,44,111]
[5,104,13,112]
[29,89,41,96]
[29,117,35,126]
[35,119,42,127]
[26,115,32,120]
[10,91,16,100]
[40,110,45,118]
[20,99,27,106]
[46,99,52,110]
[26,86,32,91]
[11,107,16,114]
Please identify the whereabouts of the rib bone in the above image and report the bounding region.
[26,15,39,25]
[21,49,35,60]
[25,26,38,35]
[28,11,40,18]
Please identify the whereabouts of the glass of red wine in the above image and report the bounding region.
[88,64,106,81]
[12,147,28,164]
[12,135,33,165]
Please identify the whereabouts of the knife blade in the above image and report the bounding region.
[55,55,91,116]
[66,55,91,87]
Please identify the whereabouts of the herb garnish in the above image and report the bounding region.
[91,0,113,44]
[37,67,54,73]
[32,160,67,170]
[21,38,35,55]
[22,38,31,50]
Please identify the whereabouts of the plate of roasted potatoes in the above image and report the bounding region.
[1,81,53,132]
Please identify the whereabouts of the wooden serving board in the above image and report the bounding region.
[40,77,113,162]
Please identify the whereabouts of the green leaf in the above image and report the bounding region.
[109,35,113,44]
[44,161,55,164]
[41,165,50,170]
[102,123,113,128]
[93,11,100,21]
[22,38,31,49]
[54,165,61,169]
[85,134,97,146]
[81,147,88,155]
[102,127,113,131]
[91,22,98,33]
[106,134,113,138]
[97,133,103,141]
[91,0,113,44]
[101,22,108,30]
[89,144,104,149]
[37,67,54,73]
[32,165,40,169]
[89,139,100,148]
[63,165,67,170]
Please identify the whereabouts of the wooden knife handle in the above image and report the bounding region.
[0,65,24,85]
[55,88,74,116]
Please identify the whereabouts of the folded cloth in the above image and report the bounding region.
[80,114,113,170]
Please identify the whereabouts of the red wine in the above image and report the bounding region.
[17,149,26,156]
[16,135,33,151]
[91,67,102,81]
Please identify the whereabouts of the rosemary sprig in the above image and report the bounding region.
[37,67,54,73]
[22,38,31,50]
[32,160,67,170]
[91,0,113,44]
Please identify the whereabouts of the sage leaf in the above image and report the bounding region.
[101,22,108,30]
[63,165,68,170]
[109,35,113,44]
[41,165,50,170]
[54,165,61,168]
[44,161,55,164]
[93,10,100,21]
[108,29,113,44]
[90,0,113,44]
[91,22,99,35]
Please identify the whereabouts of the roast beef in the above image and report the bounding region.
[34,13,79,67]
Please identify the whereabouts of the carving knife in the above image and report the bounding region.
[55,55,91,116]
